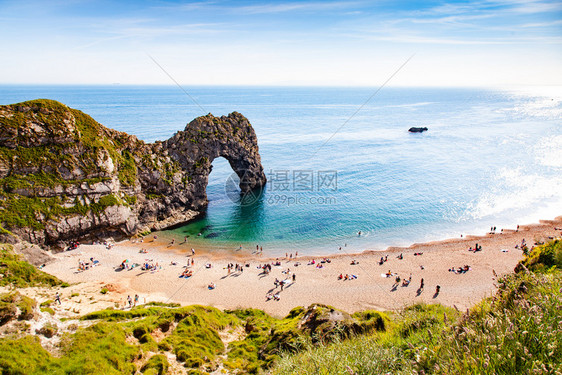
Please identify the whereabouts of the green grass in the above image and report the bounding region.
[414,270,562,374]
[141,354,169,374]
[0,292,37,324]
[2,239,560,374]
[272,240,562,375]
[0,244,63,287]
[518,239,562,272]
[0,335,53,375]
[159,306,238,369]
[0,321,141,374]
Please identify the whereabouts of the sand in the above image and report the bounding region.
[34,216,562,317]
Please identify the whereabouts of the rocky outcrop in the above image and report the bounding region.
[408,127,428,133]
[0,99,266,248]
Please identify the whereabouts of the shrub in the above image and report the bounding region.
[141,354,169,374]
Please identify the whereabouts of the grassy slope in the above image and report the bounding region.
[272,240,562,375]
[0,244,63,287]
[0,240,560,374]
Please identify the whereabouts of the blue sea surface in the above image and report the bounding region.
[1,85,561,255]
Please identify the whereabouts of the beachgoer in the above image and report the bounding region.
[127,295,132,307]
[435,285,440,294]
[55,292,61,305]
[292,273,296,282]
[134,294,139,307]
[420,278,424,289]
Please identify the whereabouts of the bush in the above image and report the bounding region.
[141,354,169,374]
[518,239,562,272]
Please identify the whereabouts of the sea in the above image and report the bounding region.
[1,85,561,256]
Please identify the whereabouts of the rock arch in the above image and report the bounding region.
[163,112,267,209]
[0,100,267,246]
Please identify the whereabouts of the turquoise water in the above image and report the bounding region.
[1,85,561,255]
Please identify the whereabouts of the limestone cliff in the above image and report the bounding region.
[0,99,266,247]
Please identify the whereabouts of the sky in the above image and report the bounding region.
[0,0,561,87]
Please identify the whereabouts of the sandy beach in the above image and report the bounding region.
[34,216,562,317]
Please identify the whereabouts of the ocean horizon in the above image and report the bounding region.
[1,85,561,256]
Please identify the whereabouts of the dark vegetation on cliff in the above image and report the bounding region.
[0,240,560,374]
[0,99,266,248]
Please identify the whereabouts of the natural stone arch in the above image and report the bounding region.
[163,112,267,209]
[0,100,267,246]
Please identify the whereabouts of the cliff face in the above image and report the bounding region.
[0,99,266,247]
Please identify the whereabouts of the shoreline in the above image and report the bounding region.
[33,215,562,317]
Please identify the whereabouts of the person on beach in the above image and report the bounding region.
[420,278,424,289]
[55,292,61,305]
[127,295,132,307]
[134,294,139,307]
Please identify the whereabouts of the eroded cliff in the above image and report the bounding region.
[0,99,266,247]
